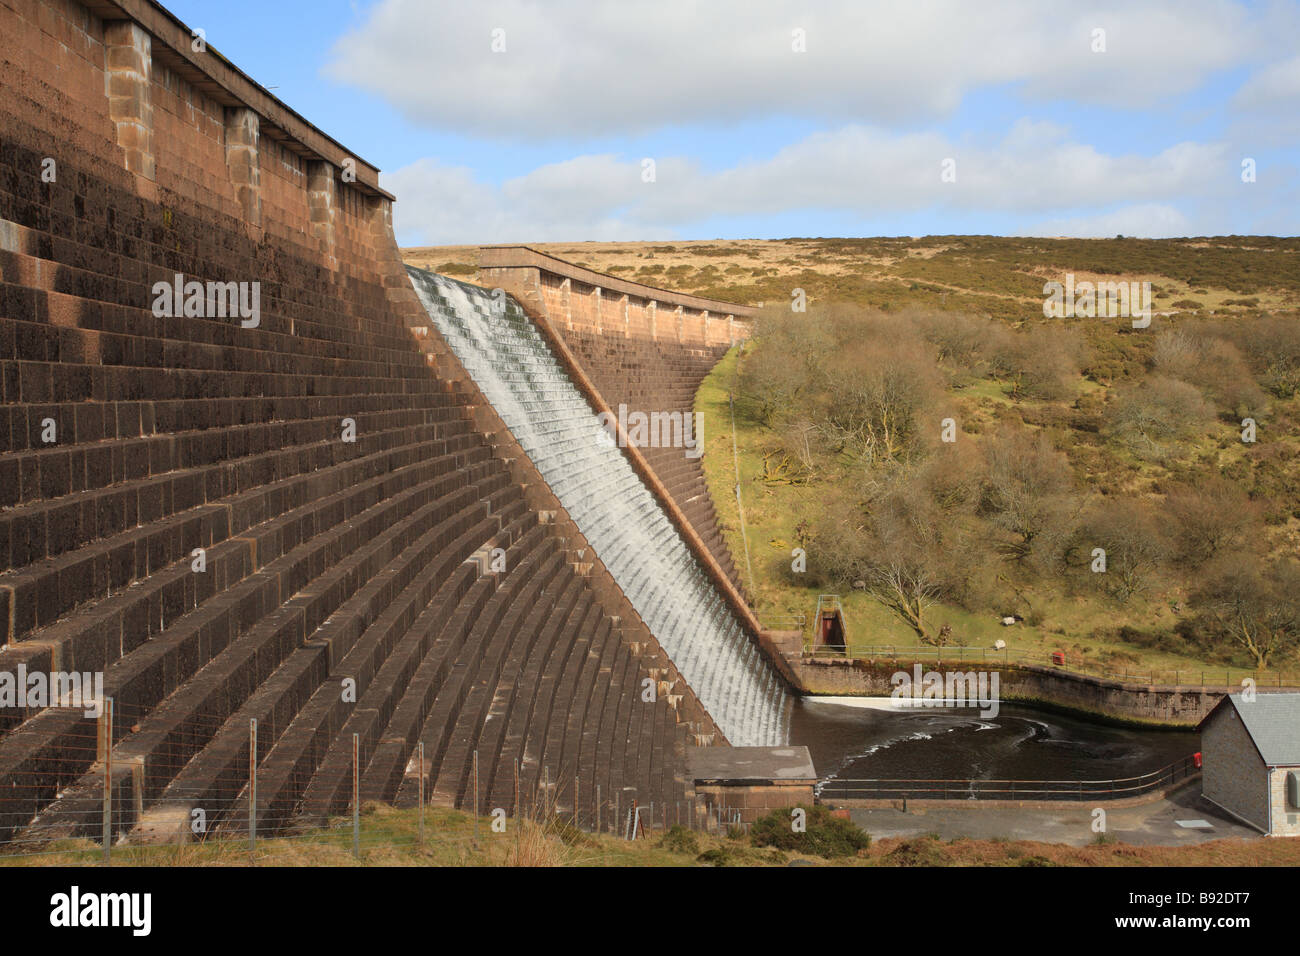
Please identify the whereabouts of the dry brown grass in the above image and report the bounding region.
[3,804,1295,867]
[864,834,1300,867]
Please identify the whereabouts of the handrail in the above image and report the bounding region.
[819,755,1201,802]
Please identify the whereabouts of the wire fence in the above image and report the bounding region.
[818,753,1201,803]
[0,697,756,866]
[803,643,1300,689]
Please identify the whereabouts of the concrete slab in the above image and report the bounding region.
[841,784,1261,847]
[688,745,817,784]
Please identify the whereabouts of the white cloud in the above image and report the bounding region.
[1015,203,1194,238]
[1230,54,1300,146]
[1234,54,1300,110]
[329,0,1276,140]
[385,124,1245,243]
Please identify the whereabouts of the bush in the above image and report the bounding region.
[884,835,948,866]
[1104,375,1212,460]
[749,805,871,858]
[695,848,734,867]
[435,261,476,276]
[656,825,699,855]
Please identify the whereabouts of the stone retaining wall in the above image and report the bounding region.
[794,657,1239,726]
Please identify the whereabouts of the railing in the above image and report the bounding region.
[761,612,807,632]
[802,643,1300,688]
[819,754,1201,802]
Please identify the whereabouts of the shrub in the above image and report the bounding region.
[695,848,734,867]
[435,261,476,276]
[656,825,699,855]
[884,835,948,866]
[1103,375,1212,460]
[749,805,871,858]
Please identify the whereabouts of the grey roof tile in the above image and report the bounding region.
[1225,692,1300,765]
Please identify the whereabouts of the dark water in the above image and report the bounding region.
[790,698,1198,795]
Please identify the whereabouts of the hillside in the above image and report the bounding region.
[407,238,1300,679]
[404,236,1300,319]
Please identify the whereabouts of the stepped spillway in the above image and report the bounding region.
[409,268,790,747]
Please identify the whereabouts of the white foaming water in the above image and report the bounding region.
[408,268,790,746]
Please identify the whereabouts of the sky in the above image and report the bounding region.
[164,0,1299,245]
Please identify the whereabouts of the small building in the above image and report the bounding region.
[689,746,817,827]
[813,595,847,651]
[1198,692,1300,836]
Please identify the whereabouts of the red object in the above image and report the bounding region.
[1050,650,1066,666]
[1193,752,1202,769]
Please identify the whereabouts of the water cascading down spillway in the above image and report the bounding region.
[408,267,790,747]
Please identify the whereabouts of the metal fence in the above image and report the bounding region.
[819,753,1201,802]
[0,696,742,866]
[803,643,1300,689]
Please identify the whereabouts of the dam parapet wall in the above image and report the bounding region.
[479,245,755,348]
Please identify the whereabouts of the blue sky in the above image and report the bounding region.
[166,0,1299,244]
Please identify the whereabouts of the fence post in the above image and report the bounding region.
[352,732,360,859]
[574,775,580,827]
[418,741,425,849]
[473,750,479,838]
[596,784,601,833]
[248,718,257,856]
[101,697,113,866]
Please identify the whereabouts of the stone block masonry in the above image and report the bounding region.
[223,107,260,227]
[0,0,718,846]
[478,245,756,348]
[103,20,155,181]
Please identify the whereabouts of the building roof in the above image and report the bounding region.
[687,746,817,785]
[1200,692,1300,765]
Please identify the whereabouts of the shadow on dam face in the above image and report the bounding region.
[407,266,790,747]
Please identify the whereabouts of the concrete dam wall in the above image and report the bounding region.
[480,246,754,596]
[407,269,788,747]
[0,0,782,845]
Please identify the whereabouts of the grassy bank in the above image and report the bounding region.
[4,804,1295,867]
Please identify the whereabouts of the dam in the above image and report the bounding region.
[408,268,789,747]
[0,0,795,846]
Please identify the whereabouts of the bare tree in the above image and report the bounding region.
[1079,498,1172,602]
[1189,555,1300,669]
[1165,477,1261,567]
[1104,375,1212,460]
[986,324,1086,401]
[978,428,1077,563]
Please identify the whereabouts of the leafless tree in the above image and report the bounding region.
[1190,555,1300,669]
[978,428,1077,563]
